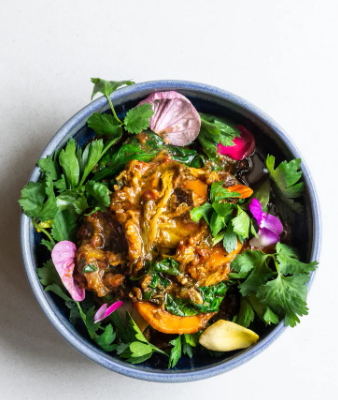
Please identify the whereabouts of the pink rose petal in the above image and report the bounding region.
[51,241,85,301]
[138,91,201,146]
[217,125,255,160]
[94,301,124,323]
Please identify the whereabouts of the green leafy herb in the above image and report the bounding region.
[266,155,304,218]
[85,181,110,211]
[87,113,122,137]
[190,202,213,223]
[236,298,255,328]
[51,210,78,242]
[276,243,318,275]
[222,224,238,253]
[198,113,241,159]
[45,283,71,301]
[91,78,134,123]
[149,258,182,276]
[83,263,97,273]
[124,103,154,134]
[37,155,58,180]
[59,138,80,189]
[37,259,62,286]
[231,206,250,239]
[168,336,182,368]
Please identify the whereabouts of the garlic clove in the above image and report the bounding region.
[199,320,259,351]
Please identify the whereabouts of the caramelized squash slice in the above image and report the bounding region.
[134,301,215,334]
[206,240,242,269]
[227,184,253,199]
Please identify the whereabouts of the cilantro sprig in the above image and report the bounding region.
[88,77,154,137]
[230,243,318,327]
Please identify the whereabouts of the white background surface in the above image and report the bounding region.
[0,1,337,399]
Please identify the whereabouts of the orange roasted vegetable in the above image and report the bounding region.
[134,301,215,334]
[206,240,242,269]
[184,179,208,205]
[227,184,253,199]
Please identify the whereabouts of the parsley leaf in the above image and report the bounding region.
[231,206,250,239]
[222,224,238,253]
[210,212,226,237]
[190,202,213,223]
[45,283,72,301]
[59,138,80,189]
[124,103,154,134]
[210,181,241,202]
[236,298,255,328]
[231,250,269,274]
[94,324,117,352]
[266,155,304,218]
[85,181,110,211]
[198,113,241,159]
[37,155,58,180]
[87,113,122,137]
[37,259,62,286]
[257,274,309,327]
[239,259,274,297]
[276,243,318,275]
[168,336,182,368]
[73,195,89,214]
[51,210,78,242]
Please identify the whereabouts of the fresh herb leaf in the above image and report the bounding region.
[231,206,250,239]
[41,238,54,251]
[94,324,117,352]
[37,259,62,286]
[79,140,104,185]
[83,263,97,273]
[266,155,304,218]
[91,78,134,100]
[168,336,182,368]
[124,103,154,134]
[246,294,279,326]
[73,195,89,214]
[150,258,182,276]
[45,283,72,301]
[198,113,241,159]
[19,182,46,218]
[222,224,238,253]
[165,295,199,316]
[85,181,110,211]
[239,260,274,297]
[231,250,269,274]
[210,212,226,237]
[59,138,80,189]
[257,274,309,327]
[276,243,318,275]
[51,210,78,242]
[37,155,58,180]
[236,297,255,328]
[212,201,235,219]
[190,202,213,223]
[87,113,123,137]
[210,181,241,202]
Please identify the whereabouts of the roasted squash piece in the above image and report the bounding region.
[134,301,215,334]
[226,184,253,199]
[206,241,242,269]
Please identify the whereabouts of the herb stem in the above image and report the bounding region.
[107,97,122,124]
[272,255,280,274]
[32,219,55,245]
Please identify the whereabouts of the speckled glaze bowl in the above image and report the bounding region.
[20,81,321,382]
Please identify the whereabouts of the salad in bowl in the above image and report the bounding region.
[19,79,318,372]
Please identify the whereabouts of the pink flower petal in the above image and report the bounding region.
[51,241,85,301]
[94,301,124,323]
[217,125,255,160]
[250,228,280,247]
[249,198,264,226]
[261,213,283,236]
[94,304,108,323]
[138,91,201,146]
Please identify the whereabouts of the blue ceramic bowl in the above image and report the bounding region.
[20,80,321,382]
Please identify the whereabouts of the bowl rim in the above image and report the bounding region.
[20,79,321,382]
